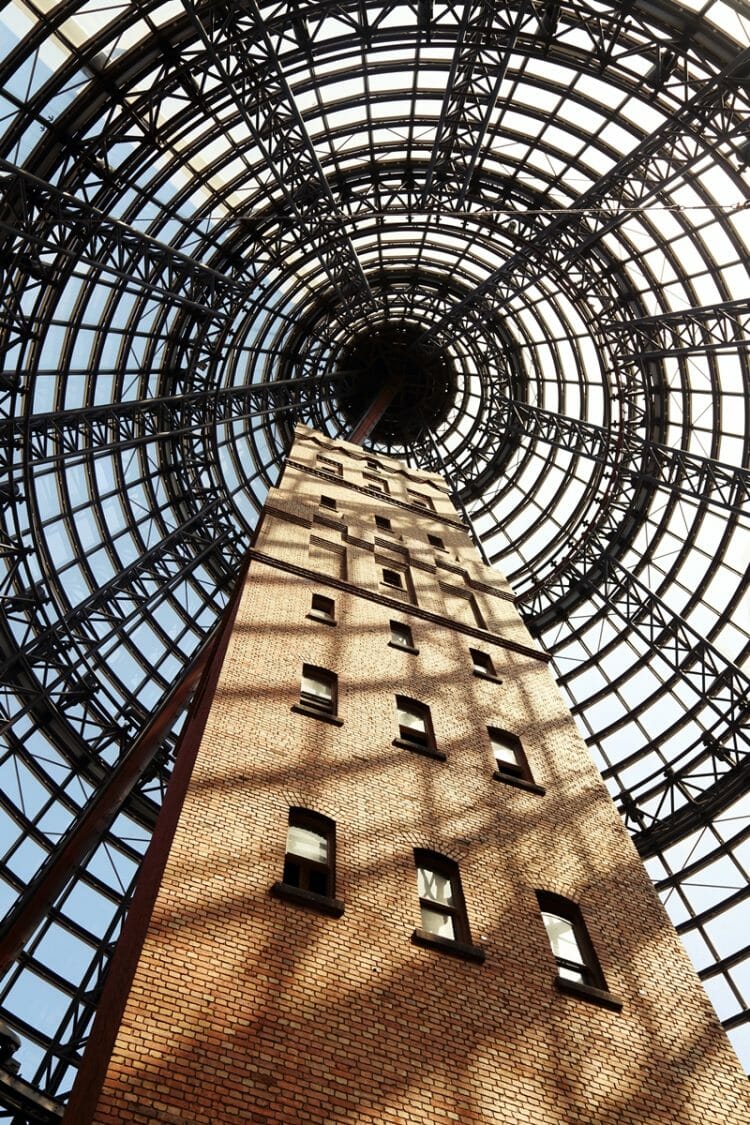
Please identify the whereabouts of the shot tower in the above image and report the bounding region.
[64,426,750,1124]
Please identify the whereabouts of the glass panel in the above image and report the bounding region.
[309,869,328,896]
[391,624,411,646]
[420,905,455,939]
[398,706,426,732]
[557,963,586,984]
[301,673,332,701]
[287,825,328,862]
[417,866,454,906]
[283,858,301,887]
[542,911,584,965]
[492,737,519,767]
[311,596,334,618]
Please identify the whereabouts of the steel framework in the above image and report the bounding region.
[0,0,749,1115]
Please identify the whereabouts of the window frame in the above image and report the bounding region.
[407,489,434,510]
[536,891,620,1010]
[292,664,343,726]
[411,850,484,963]
[388,620,418,654]
[270,809,344,917]
[394,695,443,760]
[427,533,446,551]
[375,514,392,532]
[319,494,337,510]
[378,562,415,604]
[470,648,501,682]
[308,593,336,625]
[316,455,342,477]
[363,472,388,494]
[489,727,544,794]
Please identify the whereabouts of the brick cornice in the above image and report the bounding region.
[246,548,550,663]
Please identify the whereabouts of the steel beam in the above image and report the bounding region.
[421,0,534,209]
[423,46,750,346]
[0,374,341,468]
[572,560,750,848]
[0,160,258,324]
[489,400,750,517]
[180,0,373,313]
[604,298,750,360]
[0,551,249,977]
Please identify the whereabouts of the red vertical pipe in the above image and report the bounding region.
[347,376,401,444]
[60,556,251,1123]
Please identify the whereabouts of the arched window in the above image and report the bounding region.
[394,696,443,759]
[536,891,620,1009]
[300,664,337,716]
[489,728,544,794]
[284,810,334,896]
[271,809,344,917]
[411,850,484,963]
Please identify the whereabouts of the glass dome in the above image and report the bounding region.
[0,0,748,1111]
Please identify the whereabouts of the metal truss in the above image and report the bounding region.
[604,298,750,360]
[1,0,750,1108]
[421,0,536,209]
[0,161,258,337]
[179,0,374,314]
[565,560,750,850]
[490,400,750,521]
[422,45,750,347]
[3,374,340,468]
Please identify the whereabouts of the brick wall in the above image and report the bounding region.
[73,426,750,1125]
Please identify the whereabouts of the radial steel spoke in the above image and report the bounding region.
[180,0,374,312]
[604,298,750,359]
[491,400,750,518]
[424,46,750,346]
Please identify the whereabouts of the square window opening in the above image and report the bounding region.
[300,664,337,716]
[390,620,415,649]
[471,649,497,678]
[310,594,335,622]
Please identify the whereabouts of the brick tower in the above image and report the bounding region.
[65,425,750,1124]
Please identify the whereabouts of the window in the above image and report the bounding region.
[427,533,445,550]
[308,593,335,624]
[363,473,388,494]
[470,649,499,680]
[316,455,341,477]
[389,620,417,652]
[411,851,484,962]
[300,664,336,714]
[320,495,337,510]
[382,567,402,589]
[284,811,333,895]
[536,891,619,1008]
[293,664,342,725]
[394,695,442,759]
[366,458,382,470]
[378,560,415,604]
[270,809,344,916]
[375,515,392,532]
[488,728,543,792]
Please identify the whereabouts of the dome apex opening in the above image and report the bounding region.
[336,322,456,444]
